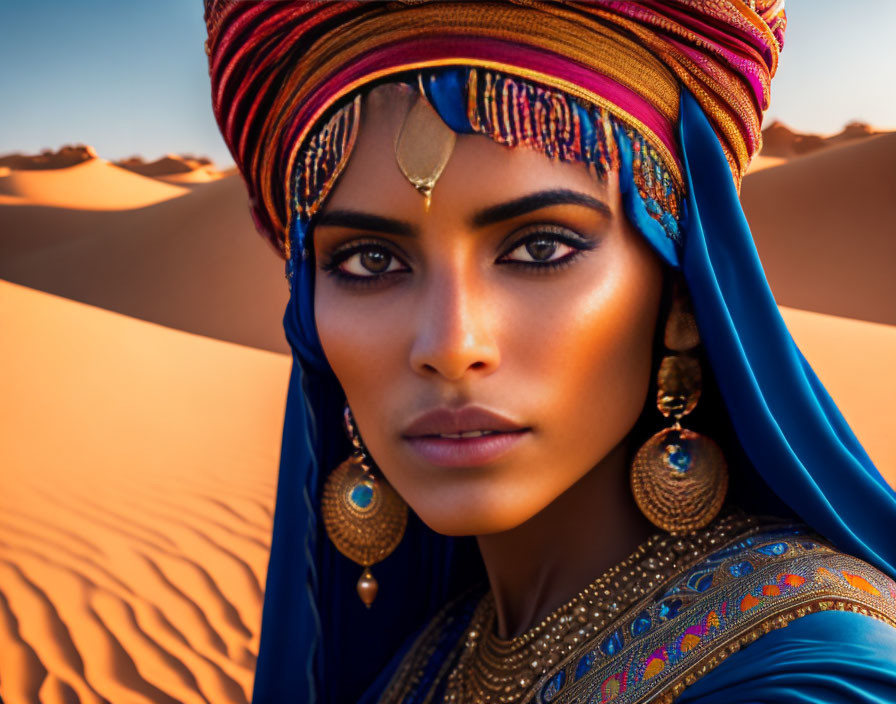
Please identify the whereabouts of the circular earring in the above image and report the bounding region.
[320,404,409,607]
[630,287,729,535]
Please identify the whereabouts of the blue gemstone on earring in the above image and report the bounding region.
[663,444,691,473]
[350,482,373,509]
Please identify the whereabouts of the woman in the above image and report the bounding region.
[204,2,896,702]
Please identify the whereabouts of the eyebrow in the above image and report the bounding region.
[313,188,611,237]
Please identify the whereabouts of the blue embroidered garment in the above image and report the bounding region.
[369,516,896,703]
[251,69,896,703]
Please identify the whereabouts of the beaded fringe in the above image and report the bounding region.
[291,94,362,258]
[289,68,684,264]
[466,67,618,183]
[466,68,682,243]
[626,126,682,236]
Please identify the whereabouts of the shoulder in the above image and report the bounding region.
[580,516,896,704]
[666,520,896,703]
[672,609,896,703]
[674,519,896,626]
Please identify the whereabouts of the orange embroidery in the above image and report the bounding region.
[843,572,881,596]
[740,594,760,611]
[780,574,806,587]
[680,633,701,652]
[644,657,665,679]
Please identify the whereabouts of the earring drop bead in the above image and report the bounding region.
[357,567,378,608]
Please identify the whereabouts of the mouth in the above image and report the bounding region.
[401,406,531,467]
[430,430,503,439]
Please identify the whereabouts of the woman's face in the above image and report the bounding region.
[313,83,663,536]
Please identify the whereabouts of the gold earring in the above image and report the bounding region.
[320,404,409,607]
[630,287,729,535]
[393,73,456,212]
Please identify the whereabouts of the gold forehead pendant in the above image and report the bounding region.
[393,75,457,212]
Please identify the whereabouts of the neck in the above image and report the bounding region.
[475,440,657,640]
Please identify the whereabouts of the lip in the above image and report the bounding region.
[402,405,531,467]
[403,405,527,437]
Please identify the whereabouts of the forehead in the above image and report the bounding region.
[320,82,612,216]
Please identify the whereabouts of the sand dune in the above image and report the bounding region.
[779,306,896,484]
[742,132,896,326]
[758,120,884,158]
[0,145,98,171]
[0,158,188,210]
[115,155,215,178]
[745,155,787,174]
[0,280,289,704]
[156,169,225,186]
[0,173,289,354]
[115,155,228,186]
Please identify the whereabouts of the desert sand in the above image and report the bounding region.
[742,132,896,326]
[115,155,217,177]
[115,155,227,186]
[0,158,189,210]
[0,171,289,354]
[0,145,98,171]
[0,280,289,704]
[778,305,896,484]
[155,170,225,186]
[745,155,787,174]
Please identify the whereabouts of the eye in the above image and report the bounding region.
[504,236,575,263]
[335,245,407,278]
[498,226,595,268]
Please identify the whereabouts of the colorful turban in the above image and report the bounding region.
[205,0,786,260]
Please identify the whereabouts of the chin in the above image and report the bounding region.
[405,482,547,537]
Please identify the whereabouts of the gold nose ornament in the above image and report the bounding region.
[394,75,457,212]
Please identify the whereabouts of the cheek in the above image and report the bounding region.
[506,235,662,472]
[314,281,407,399]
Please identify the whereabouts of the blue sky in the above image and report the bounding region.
[1,0,894,168]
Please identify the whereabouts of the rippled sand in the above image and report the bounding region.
[0,281,289,703]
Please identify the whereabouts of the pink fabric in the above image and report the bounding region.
[282,35,683,182]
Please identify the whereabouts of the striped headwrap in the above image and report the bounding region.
[204,1,785,260]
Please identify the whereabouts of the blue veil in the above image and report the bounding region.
[251,68,896,703]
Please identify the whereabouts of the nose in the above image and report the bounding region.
[409,265,500,381]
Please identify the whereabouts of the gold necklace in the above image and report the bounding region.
[439,511,759,704]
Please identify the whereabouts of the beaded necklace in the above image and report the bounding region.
[381,510,764,703]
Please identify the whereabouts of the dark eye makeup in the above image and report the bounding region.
[317,225,599,288]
